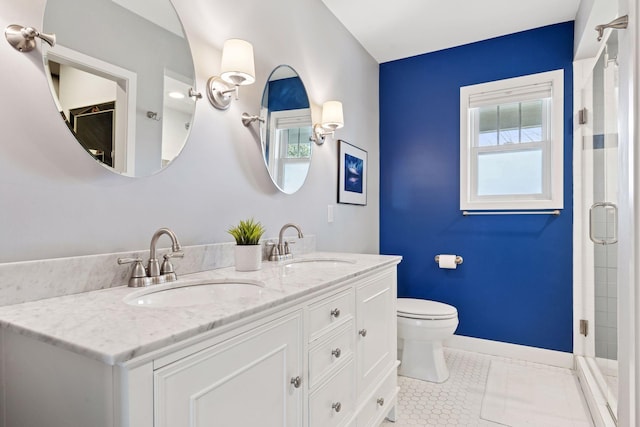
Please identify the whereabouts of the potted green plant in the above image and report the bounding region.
[227,218,266,271]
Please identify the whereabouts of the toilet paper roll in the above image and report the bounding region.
[438,254,457,269]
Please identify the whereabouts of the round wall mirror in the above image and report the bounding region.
[42,0,196,177]
[260,65,312,194]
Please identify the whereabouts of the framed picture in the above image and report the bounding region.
[338,140,367,205]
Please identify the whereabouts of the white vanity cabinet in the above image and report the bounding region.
[0,263,399,427]
[153,311,303,427]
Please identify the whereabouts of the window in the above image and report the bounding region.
[267,109,312,190]
[460,70,564,211]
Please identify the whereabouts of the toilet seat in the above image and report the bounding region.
[397,298,458,320]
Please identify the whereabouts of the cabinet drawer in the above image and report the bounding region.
[357,365,398,427]
[309,289,354,342]
[309,358,356,427]
[309,321,355,388]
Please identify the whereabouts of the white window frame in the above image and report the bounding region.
[460,70,564,211]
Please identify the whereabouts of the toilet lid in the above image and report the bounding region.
[397,298,457,320]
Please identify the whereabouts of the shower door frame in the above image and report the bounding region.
[615,0,638,425]
[574,31,621,427]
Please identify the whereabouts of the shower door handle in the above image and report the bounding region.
[589,202,618,245]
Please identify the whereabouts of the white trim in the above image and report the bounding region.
[445,334,574,368]
[617,0,638,425]
[460,69,564,211]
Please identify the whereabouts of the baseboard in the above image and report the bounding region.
[445,334,574,369]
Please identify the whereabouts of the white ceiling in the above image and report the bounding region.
[321,0,581,63]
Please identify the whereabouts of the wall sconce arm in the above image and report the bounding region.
[241,112,265,127]
[5,24,56,53]
[189,88,202,100]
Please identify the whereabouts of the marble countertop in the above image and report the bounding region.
[0,252,400,366]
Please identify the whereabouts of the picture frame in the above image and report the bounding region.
[338,140,367,205]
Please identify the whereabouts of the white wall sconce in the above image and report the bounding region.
[311,101,344,145]
[207,39,255,110]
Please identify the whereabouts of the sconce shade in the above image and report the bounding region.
[321,101,344,130]
[220,39,255,86]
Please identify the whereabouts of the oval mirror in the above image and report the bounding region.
[260,65,312,194]
[42,0,196,177]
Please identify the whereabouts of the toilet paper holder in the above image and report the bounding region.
[434,255,463,265]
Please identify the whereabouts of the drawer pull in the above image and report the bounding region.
[330,308,341,318]
[331,348,342,358]
[359,328,367,337]
[290,376,302,388]
[332,402,342,413]
[377,397,385,406]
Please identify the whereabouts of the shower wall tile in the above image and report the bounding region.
[607,343,618,360]
[595,282,607,297]
[594,267,607,285]
[594,245,607,267]
[607,309,617,328]
[606,245,617,265]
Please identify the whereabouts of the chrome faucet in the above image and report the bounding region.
[118,227,184,287]
[148,227,182,277]
[270,223,304,261]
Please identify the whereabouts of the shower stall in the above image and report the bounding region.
[575,30,620,427]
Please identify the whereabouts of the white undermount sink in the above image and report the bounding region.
[124,279,266,308]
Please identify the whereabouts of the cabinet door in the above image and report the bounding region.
[154,312,303,427]
[356,271,396,395]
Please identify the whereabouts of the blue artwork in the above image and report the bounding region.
[344,153,364,193]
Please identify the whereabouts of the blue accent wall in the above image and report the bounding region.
[380,22,574,353]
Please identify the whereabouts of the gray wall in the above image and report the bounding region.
[0,0,380,262]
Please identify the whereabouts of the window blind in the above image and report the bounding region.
[468,81,553,108]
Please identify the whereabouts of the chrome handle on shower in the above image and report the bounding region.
[589,202,618,245]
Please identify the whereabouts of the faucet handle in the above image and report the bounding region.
[284,240,299,255]
[164,251,184,259]
[160,252,183,276]
[117,257,142,264]
[117,257,147,279]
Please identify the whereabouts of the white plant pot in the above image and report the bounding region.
[234,245,262,271]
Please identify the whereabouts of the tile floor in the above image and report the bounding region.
[382,348,594,426]
[605,374,618,401]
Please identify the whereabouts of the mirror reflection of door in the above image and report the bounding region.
[69,102,115,166]
[45,54,133,174]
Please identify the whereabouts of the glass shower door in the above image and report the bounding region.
[583,31,619,421]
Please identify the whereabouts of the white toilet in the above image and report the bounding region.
[397,298,459,383]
